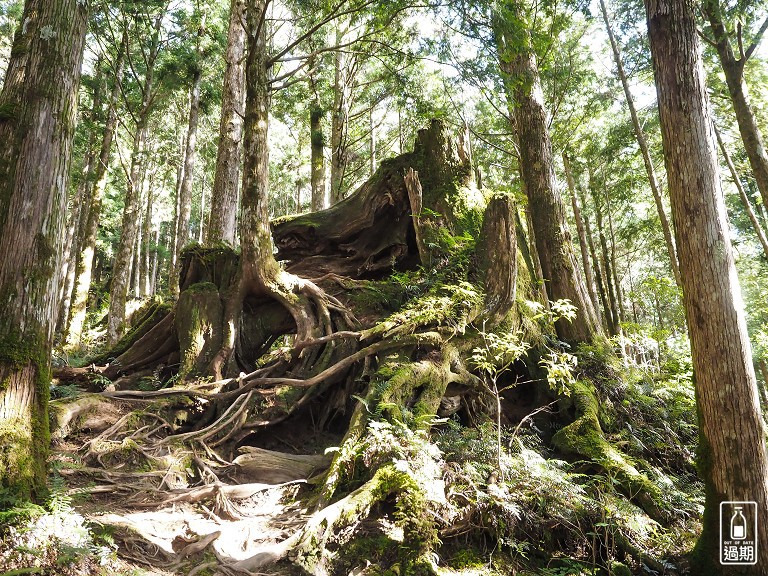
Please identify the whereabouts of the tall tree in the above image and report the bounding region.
[207,0,246,246]
[598,0,681,287]
[493,0,600,341]
[702,0,768,212]
[309,66,327,212]
[107,9,165,344]
[563,152,600,316]
[715,125,768,261]
[329,23,351,205]
[645,0,768,571]
[0,0,88,495]
[173,9,207,288]
[68,31,127,348]
[56,68,103,339]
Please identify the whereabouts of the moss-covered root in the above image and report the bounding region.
[552,380,668,522]
[49,393,119,440]
[321,344,464,503]
[228,466,415,576]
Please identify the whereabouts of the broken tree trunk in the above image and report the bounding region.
[273,119,478,278]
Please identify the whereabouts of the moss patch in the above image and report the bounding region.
[552,380,667,522]
[89,298,171,364]
[0,328,51,498]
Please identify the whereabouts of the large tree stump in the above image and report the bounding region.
[272,119,481,277]
[176,283,224,379]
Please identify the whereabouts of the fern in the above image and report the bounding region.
[45,475,72,515]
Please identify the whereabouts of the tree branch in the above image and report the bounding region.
[267,0,379,66]
[744,15,768,61]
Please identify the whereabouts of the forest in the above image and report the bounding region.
[1,0,768,574]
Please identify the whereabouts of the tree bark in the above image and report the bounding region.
[207,0,245,246]
[169,137,185,284]
[494,3,600,342]
[703,0,768,213]
[478,195,518,326]
[310,98,326,212]
[583,208,611,331]
[645,0,768,571]
[369,106,376,177]
[107,14,162,345]
[404,168,428,267]
[240,0,281,292]
[141,168,156,297]
[0,0,88,496]
[714,125,768,260]
[599,0,681,287]
[759,359,768,413]
[604,187,627,324]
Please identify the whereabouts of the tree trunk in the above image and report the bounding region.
[0,0,88,496]
[703,0,768,213]
[591,177,620,335]
[583,208,611,331]
[141,170,155,297]
[57,76,103,339]
[645,0,768,571]
[599,0,681,287]
[131,209,143,298]
[310,98,326,212]
[56,183,86,338]
[173,67,204,288]
[494,3,600,342]
[240,0,280,293]
[199,172,207,242]
[207,0,245,246]
[169,143,185,286]
[273,120,472,278]
[478,195,517,326]
[330,24,350,205]
[369,106,376,177]
[563,153,600,315]
[107,15,162,345]
[759,360,768,413]
[714,125,768,260]
[404,168,429,267]
[605,187,627,324]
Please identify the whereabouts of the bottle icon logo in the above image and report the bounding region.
[720,501,758,565]
[731,506,747,540]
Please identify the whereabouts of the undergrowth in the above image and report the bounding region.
[0,474,116,575]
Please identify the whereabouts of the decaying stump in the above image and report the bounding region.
[272,118,482,278]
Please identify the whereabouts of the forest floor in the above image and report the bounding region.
[0,341,704,576]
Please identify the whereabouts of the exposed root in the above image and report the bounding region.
[225,465,410,575]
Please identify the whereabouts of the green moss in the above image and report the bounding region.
[0,328,50,498]
[0,102,16,121]
[183,281,218,295]
[552,380,667,521]
[175,283,223,379]
[89,299,172,364]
